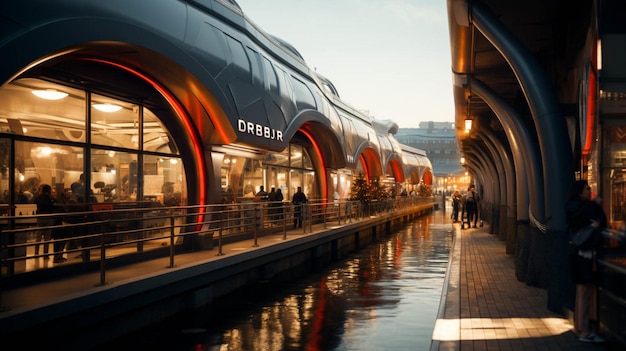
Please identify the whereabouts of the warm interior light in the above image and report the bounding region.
[460,157,465,164]
[32,89,68,100]
[93,103,122,113]
[597,39,602,71]
[464,119,472,133]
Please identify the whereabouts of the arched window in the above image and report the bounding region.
[0,78,186,210]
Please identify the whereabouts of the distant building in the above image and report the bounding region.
[397,122,469,193]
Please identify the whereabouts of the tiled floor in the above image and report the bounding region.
[433,223,614,350]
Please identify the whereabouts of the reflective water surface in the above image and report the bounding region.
[102,215,453,350]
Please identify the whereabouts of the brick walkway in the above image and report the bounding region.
[433,223,613,351]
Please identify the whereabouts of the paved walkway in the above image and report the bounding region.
[434,222,613,350]
[2,207,621,350]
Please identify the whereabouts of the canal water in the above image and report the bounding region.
[99,213,454,351]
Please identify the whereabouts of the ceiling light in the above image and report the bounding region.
[32,89,68,100]
[93,103,122,113]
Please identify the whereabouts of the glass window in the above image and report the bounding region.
[0,137,9,208]
[91,94,139,149]
[91,148,125,203]
[146,155,186,206]
[1,79,86,142]
[263,149,289,167]
[289,169,302,200]
[290,144,303,168]
[14,140,84,203]
[0,78,187,209]
[302,147,313,170]
[144,108,177,154]
[242,159,263,198]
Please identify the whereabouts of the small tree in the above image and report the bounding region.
[349,172,370,205]
[419,184,433,197]
[368,176,389,201]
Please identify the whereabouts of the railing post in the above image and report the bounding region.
[97,229,107,286]
[168,210,175,268]
[253,206,259,247]
[338,202,342,225]
[282,203,287,240]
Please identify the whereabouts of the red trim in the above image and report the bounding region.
[81,58,207,217]
[390,158,404,182]
[300,129,327,200]
[359,154,370,181]
[583,66,596,162]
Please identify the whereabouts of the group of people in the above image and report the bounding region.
[33,174,95,263]
[255,185,307,228]
[451,185,480,229]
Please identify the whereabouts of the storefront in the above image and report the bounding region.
[0,0,432,217]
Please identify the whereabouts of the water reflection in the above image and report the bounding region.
[101,215,453,350]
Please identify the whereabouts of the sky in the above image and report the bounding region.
[235,0,454,128]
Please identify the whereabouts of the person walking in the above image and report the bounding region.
[292,186,307,228]
[452,190,461,222]
[464,185,478,228]
[565,180,606,343]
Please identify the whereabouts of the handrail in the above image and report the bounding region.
[0,197,435,285]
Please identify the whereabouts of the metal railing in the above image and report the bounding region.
[0,196,435,286]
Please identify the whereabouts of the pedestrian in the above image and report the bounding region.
[452,190,461,222]
[292,186,307,228]
[268,187,280,221]
[276,188,284,220]
[33,184,57,259]
[464,185,478,228]
[255,185,268,200]
[565,180,606,343]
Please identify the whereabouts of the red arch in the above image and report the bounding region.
[299,129,327,200]
[388,158,405,182]
[82,58,207,228]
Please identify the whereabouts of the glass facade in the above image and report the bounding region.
[0,78,186,212]
[221,143,318,203]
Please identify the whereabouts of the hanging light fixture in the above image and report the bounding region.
[464,118,472,133]
[464,95,472,133]
[93,103,122,112]
[32,89,68,100]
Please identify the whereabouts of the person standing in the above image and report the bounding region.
[292,186,307,228]
[275,188,284,220]
[255,185,268,200]
[268,187,279,221]
[34,184,57,259]
[565,180,606,343]
[71,173,85,202]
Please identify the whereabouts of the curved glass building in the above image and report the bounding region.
[0,0,432,212]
